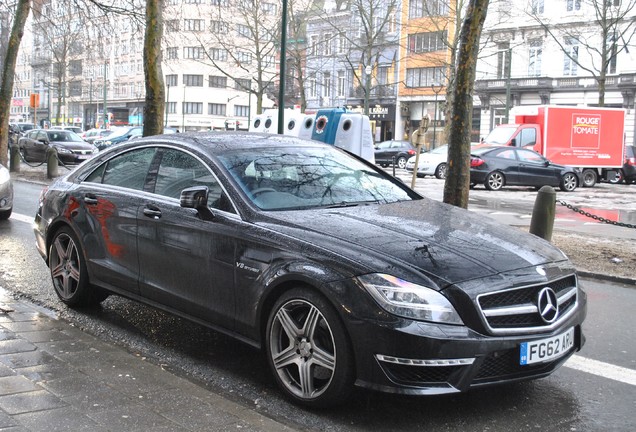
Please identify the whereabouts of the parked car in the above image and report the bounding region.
[470,146,582,191]
[50,125,83,134]
[10,122,36,135]
[374,140,418,169]
[0,164,13,220]
[81,128,114,144]
[609,145,636,185]
[406,145,449,179]
[94,126,177,150]
[17,129,98,165]
[34,133,587,407]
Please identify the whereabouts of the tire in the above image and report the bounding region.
[485,171,504,191]
[559,172,578,192]
[0,208,11,220]
[608,169,624,185]
[581,169,597,187]
[396,156,407,169]
[434,163,447,179]
[266,287,354,408]
[48,226,108,307]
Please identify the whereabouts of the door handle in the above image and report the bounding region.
[84,194,98,205]
[143,206,162,219]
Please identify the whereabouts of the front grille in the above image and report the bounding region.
[474,349,564,382]
[477,275,578,335]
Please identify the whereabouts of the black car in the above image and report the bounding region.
[470,146,581,191]
[18,129,98,165]
[374,140,417,169]
[610,145,635,184]
[34,132,586,407]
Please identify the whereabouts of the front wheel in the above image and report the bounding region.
[435,163,447,179]
[49,227,108,307]
[485,171,505,191]
[266,287,354,408]
[608,169,624,185]
[559,172,578,192]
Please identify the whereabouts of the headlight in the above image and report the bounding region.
[358,273,464,325]
[56,147,71,154]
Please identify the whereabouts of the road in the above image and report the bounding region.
[0,180,634,431]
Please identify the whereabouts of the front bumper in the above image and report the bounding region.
[331,271,587,395]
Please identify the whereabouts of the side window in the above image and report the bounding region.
[497,149,517,160]
[519,128,536,147]
[37,131,48,141]
[154,149,235,213]
[517,149,545,163]
[99,147,156,189]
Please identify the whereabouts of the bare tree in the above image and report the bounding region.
[529,0,636,106]
[0,0,31,167]
[443,0,489,208]
[143,0,164,136]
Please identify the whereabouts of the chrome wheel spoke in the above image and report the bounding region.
[298,359,315,397]
[276,308,301,340]
[302,306,321,339]
[311,345,336,371]
[272,345,301,370]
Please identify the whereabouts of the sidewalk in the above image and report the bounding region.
[0,288,296,432]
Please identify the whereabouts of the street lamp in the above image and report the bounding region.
[182,84,186,132]
[430,83,443,149]
[165,84,170,127]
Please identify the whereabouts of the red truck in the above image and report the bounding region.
[482,105,626,187]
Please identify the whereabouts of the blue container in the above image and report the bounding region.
[311,108,346,144]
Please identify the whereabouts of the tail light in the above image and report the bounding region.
[407,149,416,156]
[626,156,636,166]
[470,157,485,168]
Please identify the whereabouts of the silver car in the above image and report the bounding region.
[0,164,13,220]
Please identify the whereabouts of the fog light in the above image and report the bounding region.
[0,199,6,207]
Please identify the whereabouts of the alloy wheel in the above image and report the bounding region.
[485,172,504,191]
[50,232,82,302]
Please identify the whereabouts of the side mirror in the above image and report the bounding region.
[544,160,551,166]
[180,186,213,220]
[510,138,517,147]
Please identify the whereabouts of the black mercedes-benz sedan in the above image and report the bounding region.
[34,132,586,407]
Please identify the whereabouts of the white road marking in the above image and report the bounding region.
[565,355,636,386]
[10,213,34,225]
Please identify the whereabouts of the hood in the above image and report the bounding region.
[259,199,567,287]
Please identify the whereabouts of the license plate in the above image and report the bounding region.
[520,327,575,365]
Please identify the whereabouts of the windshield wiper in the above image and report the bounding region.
[324,200,381,208]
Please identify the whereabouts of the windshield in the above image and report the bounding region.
[429,145,448,154]
[218,146,418,210]
[484,126,517,145]
[46,131,84,142]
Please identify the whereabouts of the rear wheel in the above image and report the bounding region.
[608,169,624,185]
[559,172,578,192]
[581,169,597,187]
[434,163,447,179]
[485,171,504,191]
[266,287,354,408]
[49,227,108,307]
[396,156,407,169]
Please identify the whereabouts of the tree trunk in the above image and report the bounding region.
[143,0,165,136]
[0,0,31,167]
[443,0,489,209]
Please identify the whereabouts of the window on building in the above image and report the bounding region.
[497,42,510,79]
[409,0,449,19]
[337,70,346,97]
[405,67,445,88]
[166,20,179,32]
[69,60,82,76]
[309,35,319,56]
[308,74,317,97]
[209,75,227,88]
[210,20,229,33]
[563,37,579,76]
[208,103,226,116]
[237,24,252,38]
[184,0,203,3]
[183,102,203,114]
[262,2,277,14]
[184,19,204,32]
[234,105,249,117]
[184,46,205,59]
[165,74,178,87]
[167,102,177,114]
[211,0,229,5]
[323,72,331,98]
[566,0,581,11]
[527,39,543,77]
[235,78,251,91]
[69,81,82,97]
[237,51,252,65]
[608,33,618,74]
[209,48,228,61]
[166,47,178,60]
[324,33,333,56]
[183,74,204,86]
[387,7,397,33]
[338,33,347,54]
[408,30,447,53]
[530,0,544,14]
